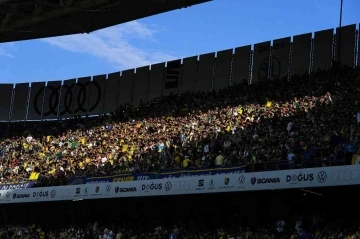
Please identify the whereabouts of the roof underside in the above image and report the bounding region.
[0,0,211,43]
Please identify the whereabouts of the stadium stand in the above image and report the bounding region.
[0,65,359,186]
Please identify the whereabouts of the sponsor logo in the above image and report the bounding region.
[165,181,172,192]
[209,179,215,189]
[106,185,111,193]
[50,190,56,199]
[259,56,281,81]
[59,189,71,198]
[76,188,81,194]
[317,171,327,183]
[13,193,30,199]
[331,170,359,182]
[33,191,49,199]
[95,186,100,193]
[251,177,280,185]
[250,178,256,185]
[238,175,245,184]
[286,173,314,184]
[198,179,204,187]
[6,192,10,199]
[258,43,285,53]
[174,181,196,191]
[33,81,102,117]
[84,188,89,195]
[219,177,234,189]
[115,187,137,193]
[196,179,206,191]
[141,183,163,192]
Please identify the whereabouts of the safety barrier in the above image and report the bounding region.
[0,165,358,204]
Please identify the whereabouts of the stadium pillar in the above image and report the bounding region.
[337,0,343,62]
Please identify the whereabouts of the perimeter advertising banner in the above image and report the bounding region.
[1,165,360,204]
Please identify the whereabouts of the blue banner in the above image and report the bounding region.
[0,181,35,190]
[68,165,246,185]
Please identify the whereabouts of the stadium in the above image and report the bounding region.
[0,0,360,238]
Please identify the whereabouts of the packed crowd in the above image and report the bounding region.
[0,65,359,184]
[0,216,359,238]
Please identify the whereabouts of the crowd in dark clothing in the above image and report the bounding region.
[0,214,359,238]
[0,66,359,185]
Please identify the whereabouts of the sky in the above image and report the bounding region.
[0,0,359,84]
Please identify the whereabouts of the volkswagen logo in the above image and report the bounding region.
[317,171,327,183]
[238,175,245,184]
[165,181,172,192]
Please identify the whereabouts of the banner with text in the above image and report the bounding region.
[68,166,246,185]
[0,182,35,191]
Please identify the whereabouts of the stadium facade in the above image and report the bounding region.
[0,24,358,122]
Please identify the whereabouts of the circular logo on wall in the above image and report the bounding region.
[106,185,111,193]
[238,175,245,184]
[317,171,327,183]
[50,190,56,198]
[165,181,172,192]
[258,56,281,81]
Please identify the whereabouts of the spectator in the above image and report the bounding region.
[215,152,224,167]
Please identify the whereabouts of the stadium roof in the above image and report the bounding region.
[0,0,211,43]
